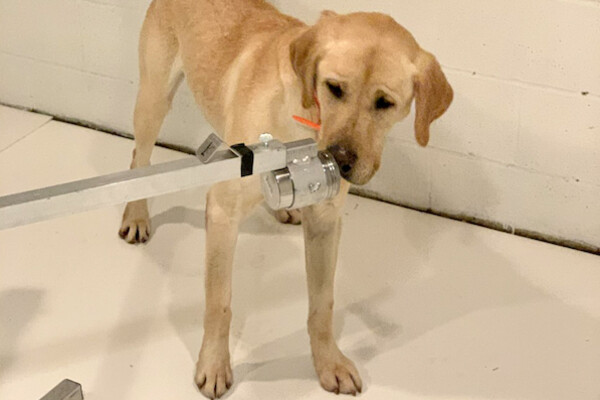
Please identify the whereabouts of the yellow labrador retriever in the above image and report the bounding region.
[119,0,453,397]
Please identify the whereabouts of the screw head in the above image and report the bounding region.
[259,133,273,145]
[308,182,321,193]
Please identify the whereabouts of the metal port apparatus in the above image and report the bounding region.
[0,133,340,230]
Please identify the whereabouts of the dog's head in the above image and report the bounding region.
[290,11,453,185]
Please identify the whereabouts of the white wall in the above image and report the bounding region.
[0,0,207,150]
[0,0,599,250]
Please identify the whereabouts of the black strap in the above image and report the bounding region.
[231,143,254,177]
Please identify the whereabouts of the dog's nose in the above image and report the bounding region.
[327,144,357,180]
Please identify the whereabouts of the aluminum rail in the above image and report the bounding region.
[0,136,288,230]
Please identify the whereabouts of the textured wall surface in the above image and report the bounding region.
[0,0,599,249]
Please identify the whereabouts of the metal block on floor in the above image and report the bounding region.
[39,379,83,400]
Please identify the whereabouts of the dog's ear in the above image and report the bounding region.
[413,50,453,147]
[320,10,338,18]
[290,27,320,109]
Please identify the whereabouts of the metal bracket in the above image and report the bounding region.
[196,133,240,163]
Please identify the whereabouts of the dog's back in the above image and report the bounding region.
[142,0,303,133]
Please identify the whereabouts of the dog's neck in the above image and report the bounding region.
[274,35,322,144]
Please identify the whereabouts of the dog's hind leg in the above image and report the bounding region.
[195,177,264,399]
[119,1,183,243]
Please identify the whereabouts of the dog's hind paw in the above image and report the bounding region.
[195,358,233,399]
[119,200,151,244]
[119,218,151,244]
[275,209,302,225]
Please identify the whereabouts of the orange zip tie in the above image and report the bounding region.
[292,115,321,130]
[292,93,321,131]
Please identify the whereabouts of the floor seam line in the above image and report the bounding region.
[0,117,54,154]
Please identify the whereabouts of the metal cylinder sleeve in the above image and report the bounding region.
[261,150,341,210]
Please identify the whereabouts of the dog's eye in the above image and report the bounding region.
[326,81,343,99]
[375,96,395,110]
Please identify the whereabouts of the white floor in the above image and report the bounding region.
[0,104,599,400]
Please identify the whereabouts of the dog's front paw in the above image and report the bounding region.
[119,200,151,244]
[195,353,233,399]
[314,350,363,395]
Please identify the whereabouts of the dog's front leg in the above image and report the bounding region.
[196,178,263,399]
[302,181,363,396]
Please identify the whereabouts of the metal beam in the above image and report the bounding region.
[0,136,288,230]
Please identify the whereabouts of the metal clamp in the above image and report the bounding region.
[196,133,238,163]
